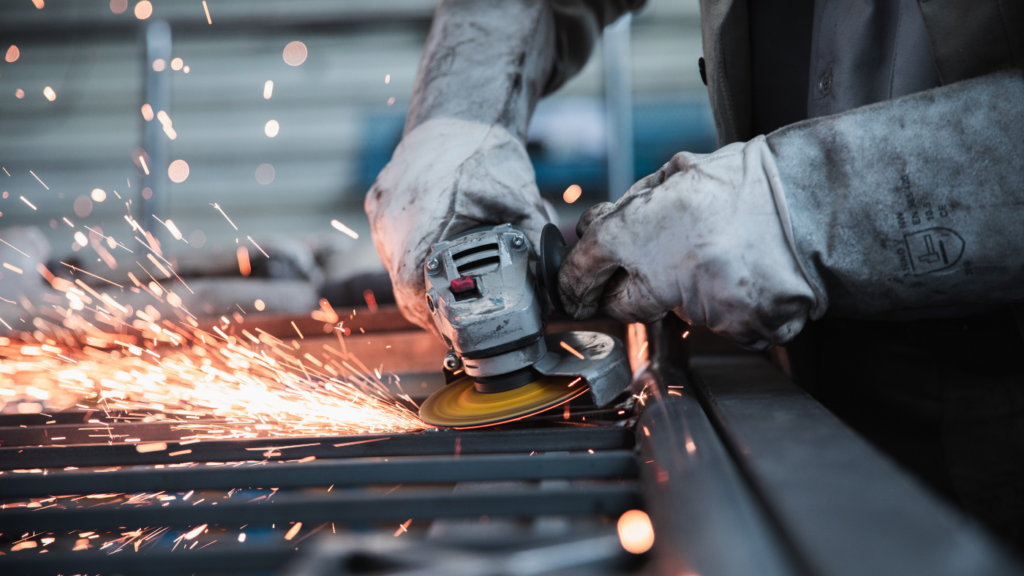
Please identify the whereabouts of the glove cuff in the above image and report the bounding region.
[753,135,829,321]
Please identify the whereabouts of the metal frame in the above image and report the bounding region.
[3,309,1022,576]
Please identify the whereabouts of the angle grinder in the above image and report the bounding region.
[418,223,631,428]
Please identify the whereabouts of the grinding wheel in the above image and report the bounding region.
[419,375,589,428]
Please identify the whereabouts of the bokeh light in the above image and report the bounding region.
[168,159,190,183]
[255,163,275,184]
[264,119,280,138]
[73,196,93,218]
[189,229,206,248]
[563,184,582,203]
[171,57,183,71]
[152,58,166,72]
[43,86,56,101]
[254,299,266,311]
[282,41,308,66]
[5,46,20,63]
[617,510,655,554]
[90,188,107,202]
[110,0,128,14]
[134,0,152,19]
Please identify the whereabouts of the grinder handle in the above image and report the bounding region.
[538,223,571,316]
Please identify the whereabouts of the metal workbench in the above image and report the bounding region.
[0,309,1020,575]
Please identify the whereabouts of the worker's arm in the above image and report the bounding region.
[557,70,1024,348]
[367,0,640,332]
[769,70,1024,317]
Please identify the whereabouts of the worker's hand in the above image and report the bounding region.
[366,117,553,334]
[558,136,825,350]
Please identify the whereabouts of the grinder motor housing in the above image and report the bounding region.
[422,224,631,409]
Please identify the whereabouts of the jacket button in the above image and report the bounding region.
[817,70,833,95]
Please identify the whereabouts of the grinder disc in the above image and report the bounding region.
[419,375,588,428]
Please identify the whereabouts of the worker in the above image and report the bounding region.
[366,0,1024,550]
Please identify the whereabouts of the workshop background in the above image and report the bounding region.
[0,0,715,322]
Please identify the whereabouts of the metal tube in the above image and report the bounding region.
[603,13,634,201]
[140,20,171,237]
[0,426,633,470]
[0,484,641,532]
[0,451,637,498]
[634,365,800,576]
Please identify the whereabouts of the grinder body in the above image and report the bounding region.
[419,224,631,428]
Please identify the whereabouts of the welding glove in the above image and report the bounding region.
[366,118,553,333]
[559,137,823,350]
[560,70,1024,346]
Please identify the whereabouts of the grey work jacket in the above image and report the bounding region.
[698,0,1024,146]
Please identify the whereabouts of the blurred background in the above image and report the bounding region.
[0,0,714,317]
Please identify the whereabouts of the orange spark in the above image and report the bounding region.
[617,510,654,554]
[560,341,585,360]
[330,220,359,239]
[202,0,212,24]
[563,184,582,203]
[284,523,302,541]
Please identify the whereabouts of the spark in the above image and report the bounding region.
[202,0,212,24]
[43,86,56,101]
[0,238,29,257]
[284,523,302,540]
[560,341,585,360]
[330,220,359,239]
[2,167,9,176]
[212,203,238,230]
[333,437,390,447]
[139,156,150,175]
[291,321,304,339]
[184,524,207,540]
[263,80,273,99]
[63,217,74,227]
[682,330,690,339]
[635,340,648,360]
[3,262,23,274]
[59,261,124,288]
[394,519,412,537]
[237,246,251,276]
[19,196,37,210]
[29,170,50,190]
[136,442,167,453]
[248,236,269,258]
[169,449,191,456]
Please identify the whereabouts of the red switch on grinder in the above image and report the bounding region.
[450,276,476,294]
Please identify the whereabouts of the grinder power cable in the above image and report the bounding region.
[418,224,631,428]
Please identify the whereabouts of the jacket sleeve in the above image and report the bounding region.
[767,70,1024,318]
[405,0,644,142]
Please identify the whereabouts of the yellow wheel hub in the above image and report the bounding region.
[419,375,588,428]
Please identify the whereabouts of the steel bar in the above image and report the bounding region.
[0,426,633,470]
[0,451,638,498]
[690,356,1024,576]
[140,20,171,236]
[0,419,222,447]
[604,12,635,202]
[0,545,295,576]
[634,365,799,576]
[0,484,641,532]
